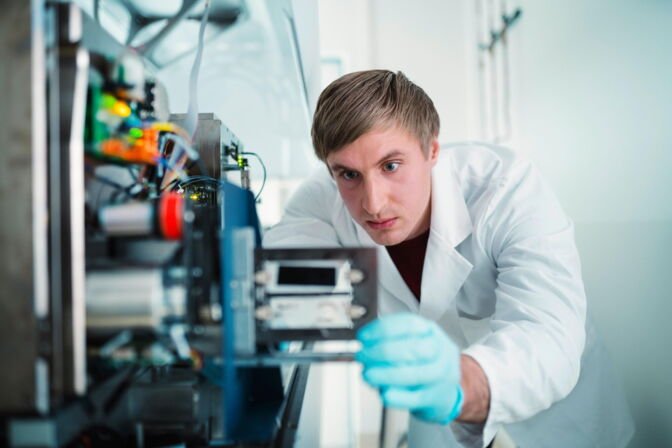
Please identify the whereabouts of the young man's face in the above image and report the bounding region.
[326,125,439,246]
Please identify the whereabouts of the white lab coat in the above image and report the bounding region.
[264,143,634,448]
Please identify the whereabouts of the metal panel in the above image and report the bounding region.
[170,113,229,178]
[0,0,49,413]
[47,2,88,400]
[253,247,378,343]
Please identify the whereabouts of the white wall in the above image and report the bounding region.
[370,0,476,143]
[318,0,374,79]
[319,0,475,143]
[507,0,672,223]
[498,2,672,446]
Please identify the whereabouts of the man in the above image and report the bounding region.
[264,70,633,447]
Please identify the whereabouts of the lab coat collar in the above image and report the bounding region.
[355,156,474,318]
[418,160,474,319]
[429,156,472,248]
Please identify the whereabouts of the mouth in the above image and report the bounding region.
[366,217,397,230]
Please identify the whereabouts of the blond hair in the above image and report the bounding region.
[311,70,440,162]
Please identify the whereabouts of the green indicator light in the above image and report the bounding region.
[101,93,116,109]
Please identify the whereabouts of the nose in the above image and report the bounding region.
[361,177,386,217]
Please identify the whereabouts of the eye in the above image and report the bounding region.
[340,170,359,181]
[383,161,400,172]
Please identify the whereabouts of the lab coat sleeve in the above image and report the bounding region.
[460,161,587,446]
[263,168,342,248]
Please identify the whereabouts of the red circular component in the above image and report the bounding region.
[159,192,184,240]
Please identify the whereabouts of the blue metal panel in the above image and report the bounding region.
[217,181,284,444]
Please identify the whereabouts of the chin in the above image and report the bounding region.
[368,230,405,246]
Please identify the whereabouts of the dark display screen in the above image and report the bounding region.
[277,266,337,286]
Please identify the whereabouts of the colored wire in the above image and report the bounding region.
[164,149,267,203]
[242,151,267,201]
[158,133,209,186]
[184,0,211,139]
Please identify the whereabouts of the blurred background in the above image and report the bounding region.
[162,0,672,446]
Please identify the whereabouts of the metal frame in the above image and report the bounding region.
[0,0,89,417]
[0,0,49,414]
[47,1,89,400]
[253,247,378,343]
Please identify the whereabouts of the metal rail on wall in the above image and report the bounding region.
[475,0,523,143]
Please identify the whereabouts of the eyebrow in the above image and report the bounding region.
[329,149,405,172]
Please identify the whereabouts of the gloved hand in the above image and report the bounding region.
[355,313,463,424]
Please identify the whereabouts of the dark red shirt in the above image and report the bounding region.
[385,230,430,301]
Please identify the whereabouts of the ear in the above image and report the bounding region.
[428,138,440,166]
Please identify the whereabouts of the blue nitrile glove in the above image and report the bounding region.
[355,313,464,424]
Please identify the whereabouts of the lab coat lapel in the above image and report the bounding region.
[419,160,474,320]
[354,223,419,313]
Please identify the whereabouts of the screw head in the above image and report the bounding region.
[349,269,365,284]
[349,305,367,319]
[255,305,273,321]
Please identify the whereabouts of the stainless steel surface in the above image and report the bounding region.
[169,112,241,179]
[235,353,357,366]
[99,202,154,236]
[231,227,256,355]
[240,167,250,190]
[0,0,49,413]
[86,269,186,330]
[49,2,89,398]
[67,19,89,401]
[259,296,357,330]
[254,248,378,343]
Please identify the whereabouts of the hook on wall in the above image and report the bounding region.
[479,8,523,52]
